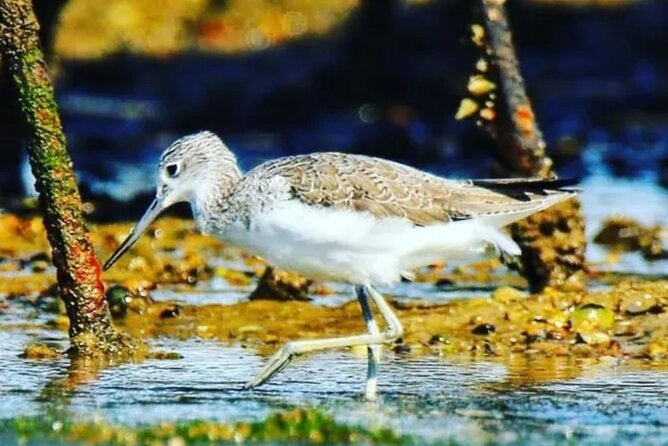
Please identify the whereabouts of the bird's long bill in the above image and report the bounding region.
[103,197,164,270]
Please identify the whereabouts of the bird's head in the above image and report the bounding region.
[103,131,240,270]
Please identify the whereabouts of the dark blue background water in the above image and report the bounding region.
[1,0,667,213]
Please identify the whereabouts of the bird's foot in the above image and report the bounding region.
[243,342,297,389]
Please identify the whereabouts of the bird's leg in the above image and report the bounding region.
[242,284,404,393]
[363,284,404,342]
[356,285,381,401]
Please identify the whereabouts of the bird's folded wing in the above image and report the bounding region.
[254,152,576,226]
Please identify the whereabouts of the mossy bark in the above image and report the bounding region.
[0,0,134,356]
[478,0,587,292]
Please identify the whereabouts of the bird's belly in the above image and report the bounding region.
[220,202,410,284]
[218,200,515,285]
[223,221,398,284]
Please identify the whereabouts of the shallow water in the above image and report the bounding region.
[2,295,668,445]
[2,153,667,445]
[581,175,668,276]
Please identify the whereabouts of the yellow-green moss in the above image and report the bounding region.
[0,408,413,445]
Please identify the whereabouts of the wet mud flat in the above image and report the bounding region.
[1,184,667,444]
[1,318,668,445]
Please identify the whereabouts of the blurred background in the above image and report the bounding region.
[0,0,667,222]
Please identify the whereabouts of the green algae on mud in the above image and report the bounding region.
[3,214,668,367]
[0,408,413,445]
[2,214,668,445]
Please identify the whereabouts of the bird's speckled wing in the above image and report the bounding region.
[245,152,575,226]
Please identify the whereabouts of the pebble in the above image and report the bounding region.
[471,323,496,336]
[570,303,615,331]
[428,334,447,345]
[159,305,181,319]
[20,343,60,359]
[393,344,411,354]
[619,293,660,315]
[106,284,133,318]
[577,331,611,346]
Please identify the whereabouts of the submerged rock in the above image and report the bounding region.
[20,343,61,359]
[619,293,662,316]
[594,217,667,261]
[249,266,311,302]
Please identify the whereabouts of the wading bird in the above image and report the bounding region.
[104,131,576,400]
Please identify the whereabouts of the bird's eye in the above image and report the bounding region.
[165,163,180,178]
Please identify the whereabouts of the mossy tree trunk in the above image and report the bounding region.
[0,0,133,356]
[477,0,587,292]
[0,0,67,201]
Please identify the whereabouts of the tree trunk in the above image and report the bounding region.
[478,0,587,292]
[0,0,134,356]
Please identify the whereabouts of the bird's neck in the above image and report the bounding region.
[191,165,241,235]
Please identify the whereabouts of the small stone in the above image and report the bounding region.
[248,267,311,301]
[428,334,447,345]
[149,351,183,360]
[159,305,181,319]
[620,294,661,316]
[106,284,133,318]
[471,323,495,336]
[577,331,611,346]
[613,321,638,337]
[547,328,566,341]
[30,260,50,273]
[570,303,615,332]
[20,343,60,359]
[593,217,644,252]
[434,277,455,287]
[393,344,411,354]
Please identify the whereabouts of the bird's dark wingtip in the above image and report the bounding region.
[471,177,581,192]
